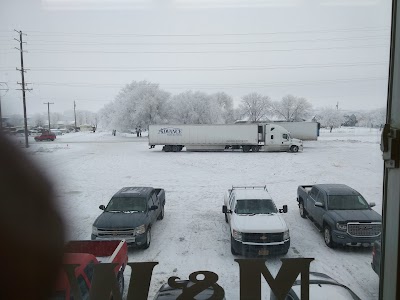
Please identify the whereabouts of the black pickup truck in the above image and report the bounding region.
[91,187,165,249]
[297,184,381,248]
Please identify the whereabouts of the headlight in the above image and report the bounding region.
[336,222,347,231]
[232,229,242,242]
[92,226,98,235]
[134,224,146,236]
[283,230,290,240]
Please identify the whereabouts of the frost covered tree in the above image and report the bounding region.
[169,91,226,124]
[50,112,63,127]
[318,108,345,132]
[98,81,170,131]
[239,93,272,122]
[356,108,386,128]
[271,95,312,121]
[31,113,46,127]
[211,92,235,124]
[8,114,24,127]
[342,114,358,127]
[98,102,116,129]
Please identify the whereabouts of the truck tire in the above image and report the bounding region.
[242,145,251,152]
[290,145,299,153]
[157,205,165,220]
[299,201,307,218]
[252,146,260,152]
[143,227,151,249]
[324,225,336,248]
[231,235,237,255]
[164,145,172,152]
[117,272,124,296]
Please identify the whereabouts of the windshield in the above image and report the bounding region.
[328,195,370,210]
[235,199,277,215]
[105,197,147,212]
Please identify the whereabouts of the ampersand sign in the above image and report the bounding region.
[167,271,225,300]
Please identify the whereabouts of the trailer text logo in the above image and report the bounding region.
[158,127,182,136]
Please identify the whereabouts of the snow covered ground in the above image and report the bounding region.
[18,127,382,299]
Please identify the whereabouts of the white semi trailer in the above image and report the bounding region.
[235,121,320,140]
[268,121,319,141]
[148,123,303,152]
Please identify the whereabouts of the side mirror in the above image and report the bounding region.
[99,205,105,210]
[150,205,158,211]
[369,202,376,208]
[278,205,288,213]
[315,202,324,208]
[222,205,228,214]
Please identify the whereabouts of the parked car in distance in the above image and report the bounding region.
[154,280,226,300]
[270,272,361,300]
[92,187,165,249]
[29,129,41,137]
[34,131,56,141]
[50,240,128,300]
[297,184,382,248]
[371,239,381,276]
[223,186,290,257]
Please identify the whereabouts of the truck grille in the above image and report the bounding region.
[242,232,284,243]
[347,223,381,237]
[98,228,135,237]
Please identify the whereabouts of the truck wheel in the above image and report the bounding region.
[231,236,237,255]
[157,205,165,220]
[117,272,124,296]
[324,225,336,248]
[143,228,151,249]
[290,145,299,153]
[164,145,172,152]
[252,146,260,152]
[242,145,251,152]
[172,145,179,152]
[299,201,307,218]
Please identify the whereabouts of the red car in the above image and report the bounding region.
[34,131,56,141]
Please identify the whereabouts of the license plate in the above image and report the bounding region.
[258,249,269,256]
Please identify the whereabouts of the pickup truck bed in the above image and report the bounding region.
[65,240,127,265]
[51,240,128,300]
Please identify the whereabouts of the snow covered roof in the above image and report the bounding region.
[232,187,273,200]
[315,184,359,196]
[113,187,153,198]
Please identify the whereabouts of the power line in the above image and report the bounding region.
[0,44,387,55]
[11,35,389,46]
[20,26,390,37]
[31,76,387,90]
[0,61,387,72]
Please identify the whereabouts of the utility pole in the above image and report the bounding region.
[44,102,54,131]
[74,101,77,131]
[0,82,9,132]
[15,30,32,148]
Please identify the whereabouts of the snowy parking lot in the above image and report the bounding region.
[19,127,382,299]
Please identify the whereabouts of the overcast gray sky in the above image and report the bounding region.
[0,0,392,116]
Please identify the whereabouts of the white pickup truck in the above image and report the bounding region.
[222,186,290,256]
